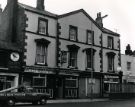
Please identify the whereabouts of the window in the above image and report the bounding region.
[69,25,78,41]
[65,77,78,88]
[86,52,94,69]
[69,51,77,67]
[38,18,48,35]
[33,77,46,87]
[108,36,113,49]
[87,30,94,44]
[127,62,131,71]
[108,56,114,71]
[61,51,67,63]
[36,44,47,65]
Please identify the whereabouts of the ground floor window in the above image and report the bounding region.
[0,76,15,91]
[33,76,46,87]
[65,77,78,98]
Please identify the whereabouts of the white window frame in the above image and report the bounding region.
[65,77,78,88]
[69,26,77,41]
[35,44,47,65]
[33,76,47,87]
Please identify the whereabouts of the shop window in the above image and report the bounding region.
[108,36,113,49]
[69,25,78,41]
[65,77,78,88]
[87,30,94,44]
[38,18,48,35]
[35,44,47,65]
[33,77,46,87]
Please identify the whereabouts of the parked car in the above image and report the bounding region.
[0,85,50,106]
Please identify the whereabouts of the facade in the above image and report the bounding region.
[0,0,122,99]
[121,54,135,83]
[57,10,121,98]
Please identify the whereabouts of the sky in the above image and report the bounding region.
[0,0,135,54]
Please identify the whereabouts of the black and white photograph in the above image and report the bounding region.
[0,0,135,106]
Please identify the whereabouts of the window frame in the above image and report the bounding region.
[127,61,131,71]
[69,51,77,68]
[35,43,47,65]
[108,36,114,49]
[108,55,114,72]
[69,25,78,41]
[86,30,94,44]
[65,77,78,88]
[33,76,47,87]
[86,52,94,69]
[38,17,48,35]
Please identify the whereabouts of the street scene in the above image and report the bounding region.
[0,0,135,106]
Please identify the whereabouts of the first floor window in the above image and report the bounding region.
[69,51,77,67]
[36,44,47,65]
[87,52,94,69]
[108,36,113,49]
[69,25,78,41]
[108,56,114,71]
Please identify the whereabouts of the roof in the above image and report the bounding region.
[102,28,119,36]
[18,3,57,19]
[58,9,120,36]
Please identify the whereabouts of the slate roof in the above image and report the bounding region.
[18,3,57,19]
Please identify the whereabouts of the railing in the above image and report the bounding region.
[110,83,135,93]
[65,88,78,98]
[33,87,54,98]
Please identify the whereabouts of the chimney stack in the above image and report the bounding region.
[36,0,45,11]
[95,12,103,28]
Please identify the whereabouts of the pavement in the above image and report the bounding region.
[47,98,109,104]
[16,98,109,105]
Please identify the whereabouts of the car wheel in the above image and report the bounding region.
[7,99,15,106]
[40,98,47,105]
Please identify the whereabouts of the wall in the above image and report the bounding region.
[24,10,57,67]
[58,12,102,72]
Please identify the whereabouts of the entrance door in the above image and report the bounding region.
[57,78,63,98]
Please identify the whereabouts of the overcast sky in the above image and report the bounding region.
[0,0,135,54]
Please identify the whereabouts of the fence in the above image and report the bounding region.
[110,83,135,93]
[109,83,135,99]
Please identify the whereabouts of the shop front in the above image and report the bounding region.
[0,73,19,91]
[56,70,79,99]
[103,74,120,97]
[23,66,56,98]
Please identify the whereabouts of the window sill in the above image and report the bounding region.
[68,66,78,69]
[35,63,48,66]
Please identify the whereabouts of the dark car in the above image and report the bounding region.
[0,86,50,106]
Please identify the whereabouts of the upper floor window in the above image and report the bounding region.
[108,56,114,71]
[127,62,131,71]
[107,52,116,72]
[87,30,94,44]
[38,18,48,35]
[36,44,47,65]
[108,36,113,49]
[86,52,94,69]
[69,51,77,67]
[69,25,78,41]
[35,38,50,66]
